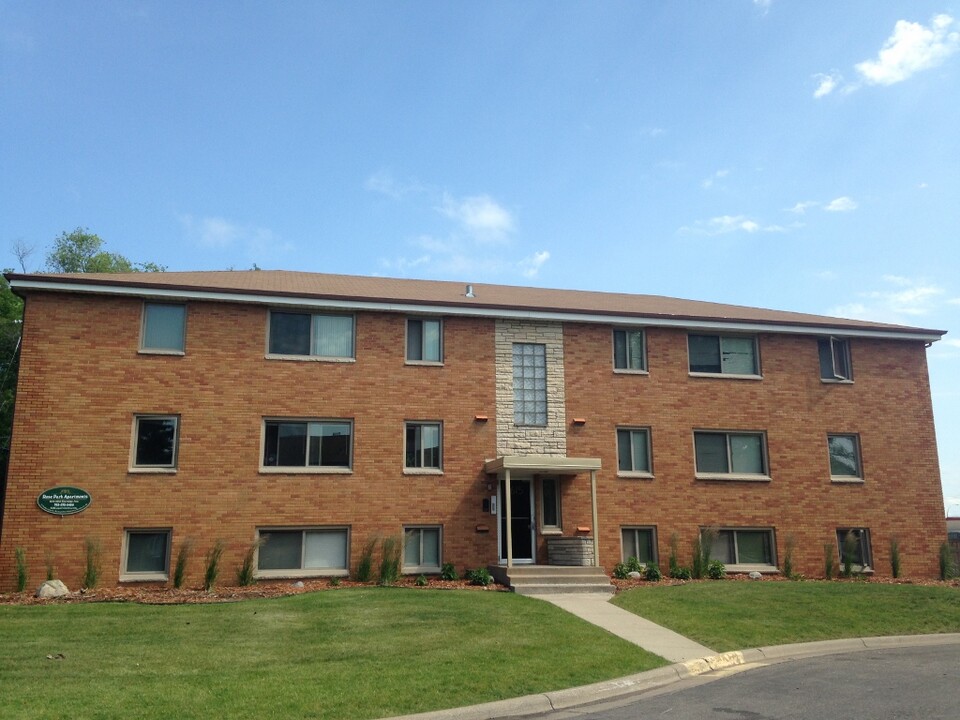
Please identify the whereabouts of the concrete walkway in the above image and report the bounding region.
[534,592,715,663]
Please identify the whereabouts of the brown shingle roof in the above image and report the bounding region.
[6,269,945,338]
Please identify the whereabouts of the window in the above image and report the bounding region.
[122,529,170,580]
[836,528,872,570]
[132,415,179,469]
[407,318,442,362]
[819,337,852,381]
[617,428,652,475]
[694,431,768,478]
[403,526,441,572]
[268,311,354,359]
[513,343,547,426]
[540,477,561,530]
[405,422,442,470]
[828,434,862,480]
[688,334,759,376]
[141,303,186,353]
[710,528,776,569]
[257,528,349,576]
[621,527,657,564]
[613,329,646,371]
[262,420,352,470]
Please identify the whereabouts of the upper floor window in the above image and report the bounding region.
[819,337,852,381]
[613,329,646,372]
[828,434,862,481]
[513,343,547,426]
[617,428,652,476]
[268,311,354,359]
[141,303,186,353]
[405,422,442,470]
[132,415,179,470]
[694,431,768,479]
[262,419,352,470]
[688,334,759,376]
[407,318,442,363]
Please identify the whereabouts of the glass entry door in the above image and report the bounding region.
[499,478,534,563]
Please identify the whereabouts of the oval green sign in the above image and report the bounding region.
[37,487,92,516]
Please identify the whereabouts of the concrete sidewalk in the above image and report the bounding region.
[534,592,715,663]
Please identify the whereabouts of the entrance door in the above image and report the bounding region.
[499,478,535,563]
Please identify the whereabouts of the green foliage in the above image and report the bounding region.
[14,547,27,592]
[707,560,726,580]
[45,228,167,274]
[83,537,102,589]
[236,540,261,587]
[173,539,191,589]
[692,528,716,580]
[466,567,493,586]
[668,532,680,577]
[691,536,704,579]
[355,537,377,582]
[204,540,225,591]
[44,552,55,581]
[890,537,901,578]
[643,563,663,582]
[669,566,692,580]
[378,536,402,586]
[329,576,341,587]
[415,574,428,587]
[781,535,795,579]
[440,562,459,581]
[823,543,836,579]
[939,542,955,581]
[0,273,23,468]
[612,562,630,580]
[841,531,858,577]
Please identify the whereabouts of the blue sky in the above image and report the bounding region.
[2,1,959,511]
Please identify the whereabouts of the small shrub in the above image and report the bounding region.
[15,547,27,592]
[236,539,261,587]
[707,559,726,580]
[440,562,459,581]
[643,563,662,582]
[939,542,955,581]
[841,531,858,577]
[670,566,692,580]
[625,556,643,574]
[378,536,402,585]
[692,528,716,579]
[612,562,630,580]
[204,539,225,591]
[415,574,428,587]
[782,535,796,579]
[691,536,704,579]
[82,537,102,590]
[890,537,901,578]
[173,539,192,589]
[355,537,377,582]
[668,532,680,577]
[44,552,55,581]
[823,543,836,580]
[329,576,341,587]
[466,567,492,586]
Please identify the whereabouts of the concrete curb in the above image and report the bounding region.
[387,634,960,720]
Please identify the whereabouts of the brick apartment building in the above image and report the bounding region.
[0,270,948,589]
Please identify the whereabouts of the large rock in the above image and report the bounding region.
[36,580,70,598]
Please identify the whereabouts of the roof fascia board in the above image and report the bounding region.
[10,278,943,343]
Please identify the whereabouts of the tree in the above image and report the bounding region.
[45,228,166,274]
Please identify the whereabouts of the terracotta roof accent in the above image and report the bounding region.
[5,269,946,338]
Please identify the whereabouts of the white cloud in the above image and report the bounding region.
[828,276,946,320]
[813,72,841,98]
[438,193,515,243]
[855,14,960,86]
[178,214,285,258]
[824,196,858,212]
[364,169,426,199]
[518,251,550,278]
[701,169,730,189]
[679,214,785,236]
[753,0,772,12]
[787,200,819,214]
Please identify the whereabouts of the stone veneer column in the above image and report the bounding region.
[495,319,567,457]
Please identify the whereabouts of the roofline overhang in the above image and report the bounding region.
[484,456,602,475]
[7,277,946,343]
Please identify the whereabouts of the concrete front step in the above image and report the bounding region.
[488,565,614,595]
[512,582,615,597]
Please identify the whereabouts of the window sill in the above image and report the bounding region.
[255,568,350,579]
[831,477,864,484]
[403,468,444,476]
[613,368,649,376]
[695,473,771,482]
[405,360,444,367]
[265,354,356,363]
[259,467,352,475]
[688,372,763,381]
[540,528,563,536]
[617,471,654,480]
[820,378,854,385]
[120,573,169,583]
[128,467,177,475]
[138,349,185,356]
[402,566,442,575]
[724,564,778,574]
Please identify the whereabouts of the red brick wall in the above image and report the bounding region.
[0,294,947,589]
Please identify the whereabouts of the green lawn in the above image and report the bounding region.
[613,581,960,652]
[0,588,664,720]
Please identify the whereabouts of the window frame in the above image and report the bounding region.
[260,418,354,473]
[612,328,647,373]
[693,430,770,481]
[621,526,658,565]
[255,526,351,578]
[404,421,443,474]
[140,302,187,355]
[707,527,778,572]
[828,433,863,482]
[616,427,654,478]
[129,414,180,473]
[266,310,356,361]
[402,525,443,573]
[405,317,443,365]
[512,342,548,426]
[539,477,562,533]
[120,528,171,582]
[819,337,853,382]
[687,333,761,379]
[836,527,872,572]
